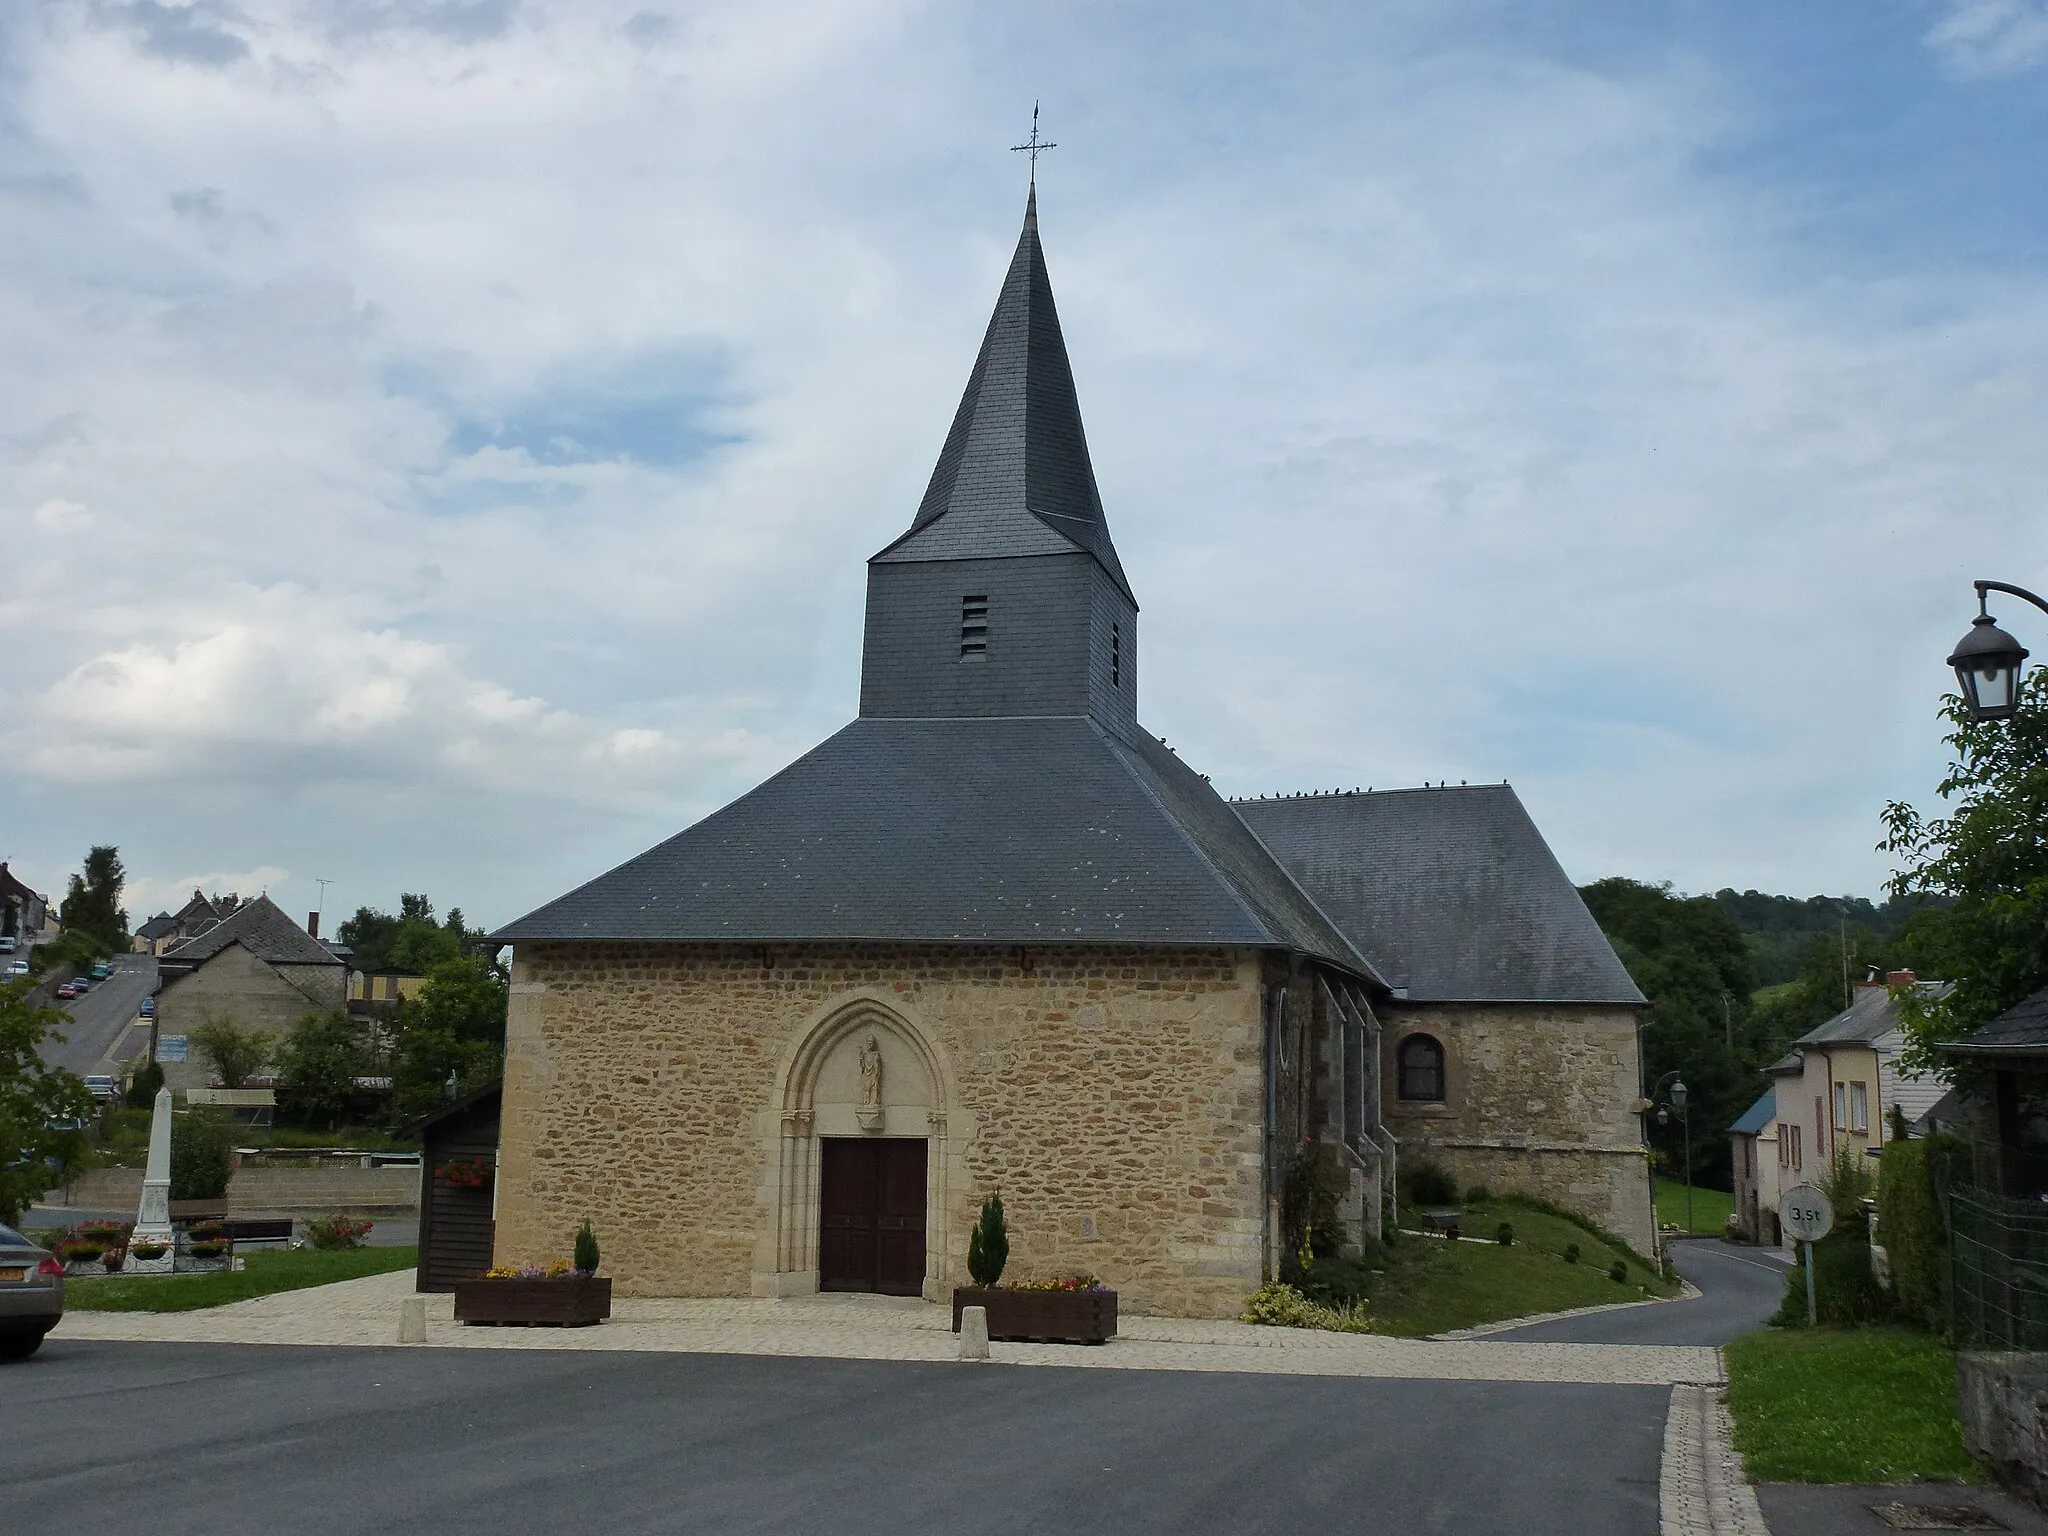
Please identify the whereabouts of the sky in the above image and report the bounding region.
[2,0,2045,932]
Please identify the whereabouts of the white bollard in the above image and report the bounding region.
[398,1295,427,1344]
[958,1304,990,1361]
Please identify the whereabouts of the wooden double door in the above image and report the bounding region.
[819,1137,927,1296]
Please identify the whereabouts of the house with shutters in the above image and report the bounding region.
[488,191,1652,1315]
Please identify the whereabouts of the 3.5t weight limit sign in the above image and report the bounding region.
[1780,1182,1834,1326]
[1780,1184,1834,1243]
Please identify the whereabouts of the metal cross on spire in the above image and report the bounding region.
[1010,101,1056,186]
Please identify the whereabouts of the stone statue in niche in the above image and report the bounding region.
[856,1033,885,1130]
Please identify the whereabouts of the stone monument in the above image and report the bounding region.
[127,1085,177,1274]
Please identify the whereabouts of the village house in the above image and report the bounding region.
[1728,1091,1782,1244]
[154,895,346,1091]
[0,861,50,945]
[488,193,1652,1315]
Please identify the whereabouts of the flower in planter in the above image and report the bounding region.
[483,1258,575,1280]
[131,1244,168,1262]
[61,1242,106,1266]
[1005,1272,1108,1292]
[438,1159,491,1190]
[188,1241,227,1259]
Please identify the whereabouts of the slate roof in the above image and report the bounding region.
[1729,1090,1776,1136]
[1230,786,1644,1005]
[161,894,341,968]
[493,715,1374,976]
[871,190,1134,603]
[1794,981,1950,1048]
[135,912,180,942]
[1941,984,2048,1056]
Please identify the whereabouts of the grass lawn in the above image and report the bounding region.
[1724,1327,1977,1483]
[1656,1182,1735,1236]
[1366,1199,1675,1337]
[65,1245,416,1313]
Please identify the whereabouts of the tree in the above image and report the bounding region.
[338,893,488,976]
[1881,668,2048,1072]
[967,1192,1008,1287]
[59,845,129,951]
[169,1108,237,1201]
[275,1011,367,1130]
[389,956,506,1121]
[1578,877,1758,1189]
[189,1017,274,1090]
[0,983,96,1224]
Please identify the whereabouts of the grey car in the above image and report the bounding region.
[0,1223,65,1361]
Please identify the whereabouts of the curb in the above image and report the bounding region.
[1432,1279,1704,1340]
[1660,1379,1770,1535]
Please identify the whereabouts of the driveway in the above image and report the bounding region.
[5,1339,1670,1535]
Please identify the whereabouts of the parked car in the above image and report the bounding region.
[88,962,112,981]
[138,997,154,1017]
[4,960,27,977]
[0,936,16,954]
[82,1076,116,1101]
[0,1223,65,1361]
[54,983,78,999]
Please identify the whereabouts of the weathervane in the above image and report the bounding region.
[1010,101,1056,186]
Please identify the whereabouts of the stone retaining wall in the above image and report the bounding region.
[39,1164,419,1215]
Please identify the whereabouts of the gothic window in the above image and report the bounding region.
[1396,1033,1445,1103]
[960,595,988,660]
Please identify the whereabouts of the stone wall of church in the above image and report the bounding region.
[493,941,1269,1318]
[1380,1002,1654,1257]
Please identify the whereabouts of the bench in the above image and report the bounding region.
[225,1218,296,1247]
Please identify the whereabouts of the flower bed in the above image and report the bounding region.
[951,1280,1117,1344]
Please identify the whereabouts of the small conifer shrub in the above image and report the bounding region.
[1608,1260,1628,1284]
[1563,1243,1580,1265]
[574,1219,600,1276]
[967,1192,1008,1288]
[1495,1222,1514,1246]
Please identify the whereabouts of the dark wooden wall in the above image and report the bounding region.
[418,1088,500,1293]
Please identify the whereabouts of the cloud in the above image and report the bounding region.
[1926,0,2048,75]
[95,1,251,67]
[125,865,292,919]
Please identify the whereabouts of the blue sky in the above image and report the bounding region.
[1,0,2044,929]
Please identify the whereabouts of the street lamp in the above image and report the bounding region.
[1651,1071,1692,1236]
[1949,581,2045,723]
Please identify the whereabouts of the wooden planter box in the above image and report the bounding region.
[951,1287,1117,1344]
[454,1276,611,1327]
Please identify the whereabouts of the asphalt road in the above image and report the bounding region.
[5,1343,1670,1535]
[1486,1238,1793,1346]
[41,952,156,1076]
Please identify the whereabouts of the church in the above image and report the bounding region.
[490,191,1651,1317]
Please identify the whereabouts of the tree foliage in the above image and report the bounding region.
[390,956,506,1122]
[1880,669,2048,1072]
[338,894,489,976]
[0,982,95,1225]
[59,845,129,950]
[275,1011,367,1130]
[169,1108,237,1201]
[189,1016,274,1090]
[1579,877,1758,1188]
[967,1191,1008,1288]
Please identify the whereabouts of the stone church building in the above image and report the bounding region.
[491,193,1650,1317]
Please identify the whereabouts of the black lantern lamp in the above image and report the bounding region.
[1670,1077,1688,1112]
[1951,581,2046,724]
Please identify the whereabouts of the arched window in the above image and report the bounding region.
[1397,1034,1446,1102]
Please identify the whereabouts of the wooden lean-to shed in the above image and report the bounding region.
[416,1081,502,1292]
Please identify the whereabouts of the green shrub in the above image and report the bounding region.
[1294,1251,1381,1307]
[1775,1233,1893,1327]
[125,1061,164,1108]
[304,1214,373,1251]
[1564,1243,1580,1265]
[1241,1280,1371,1333]
[574,1219,600,1275]
[1403,1159,1458,1208]
[1495,1221,1514,1246]
[1283,1144,1350,1264]
[1465,1186,1494,1205]
[169,1109,237,1201]
[1877,1133,1965,1331]
[967,1192,1008,1287]
[1609,1261,1628,1284]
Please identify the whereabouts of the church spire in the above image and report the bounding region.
[873,189,1133,602]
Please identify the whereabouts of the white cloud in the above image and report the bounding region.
[1926,0,2048,75]
[124,865,293,921]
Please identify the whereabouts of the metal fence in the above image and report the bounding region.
[1949,1188,2048,1349]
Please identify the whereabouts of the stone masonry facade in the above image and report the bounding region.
[495,942,1269,1319]
[155,944,345,1093]
[1381,1002,1653,1257]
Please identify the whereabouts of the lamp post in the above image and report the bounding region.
[1651,1071,1692,1235]
[1948,581,2045,723]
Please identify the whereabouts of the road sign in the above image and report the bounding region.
[1780,1183,1834,1242]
